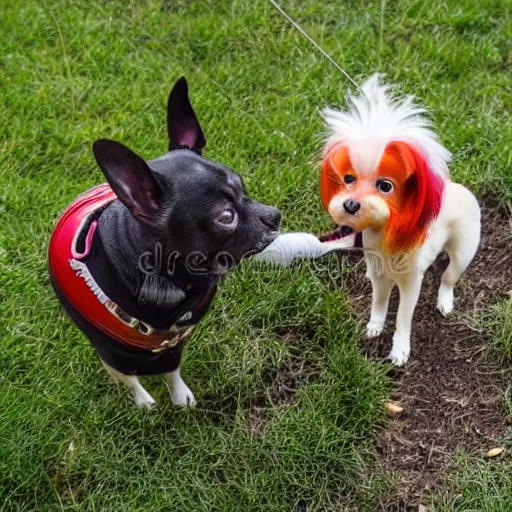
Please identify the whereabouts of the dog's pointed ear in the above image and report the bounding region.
[92,139,163,225]
[167,77,206,154]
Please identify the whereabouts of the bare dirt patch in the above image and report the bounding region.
[245,327,322,436]
[336,201,511,509]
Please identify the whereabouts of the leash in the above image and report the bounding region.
[267,0,362,92]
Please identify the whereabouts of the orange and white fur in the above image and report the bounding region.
[320,75,480,365]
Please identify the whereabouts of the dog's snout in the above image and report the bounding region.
[261,206,281,230]
[270,208,281,229]
[343,199,360,215]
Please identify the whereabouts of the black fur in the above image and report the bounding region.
[51,77,281,376]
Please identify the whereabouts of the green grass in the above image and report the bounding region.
[433,453,512,512]
[0,0,510,510]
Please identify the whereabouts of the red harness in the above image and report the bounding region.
[49,184,195,352]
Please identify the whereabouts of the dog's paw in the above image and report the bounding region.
[388,349,409,366]
[134,393,156,409]
[388,333,410,366]
[437,285,454,317]
[366,320,384,338]
[171,382,196,407]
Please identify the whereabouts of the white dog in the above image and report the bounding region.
[319,75,481,365]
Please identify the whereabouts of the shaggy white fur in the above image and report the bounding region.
[322,73,451,178]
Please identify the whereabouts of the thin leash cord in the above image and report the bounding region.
[268,0,361,91]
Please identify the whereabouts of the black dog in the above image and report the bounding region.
[49,78,281,407]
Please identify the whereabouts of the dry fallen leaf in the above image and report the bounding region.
[487,447,505,458]
[418,505,428,512]
[385,402,404,414]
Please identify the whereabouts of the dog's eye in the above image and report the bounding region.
[218,208,237,225]
[376,179,393,194]
[343,174,356,185]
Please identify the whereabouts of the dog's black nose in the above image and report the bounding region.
[262,207,281,230]
[343,199,360,215]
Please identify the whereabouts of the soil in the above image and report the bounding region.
[245,327,323,436]
[336,200,512,509]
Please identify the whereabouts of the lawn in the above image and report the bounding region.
[0,0,510,510]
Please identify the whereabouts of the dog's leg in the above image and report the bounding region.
[165,367,196,406]
[102,361,156,408]
[366,273,394,338]
[389,273,423,366]
[437,235,479,316]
